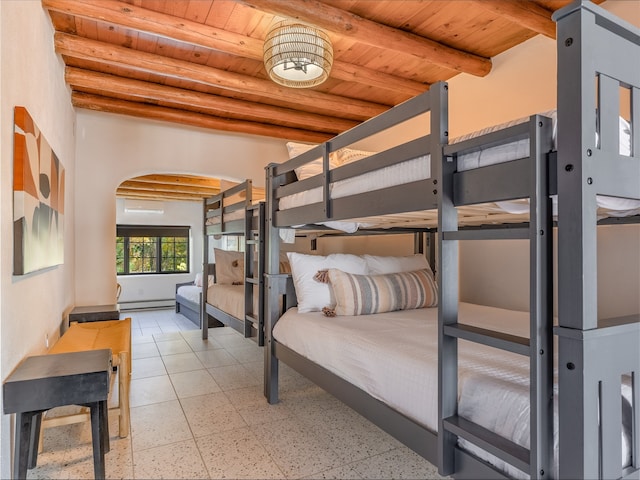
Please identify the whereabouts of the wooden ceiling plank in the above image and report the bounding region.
[54,32,387,120]
[65,67,359,133]
[43,0,428,96]
[71,91,334,143]
[116,188,208,201]
[472,0,556,39]
[236,0,492,77]
[119,179,219,195]
[133,174,221,188]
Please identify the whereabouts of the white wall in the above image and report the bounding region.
[0,1,76,477]
[115,198,204,308]
[451,0,640,315]
[74,110,287,306]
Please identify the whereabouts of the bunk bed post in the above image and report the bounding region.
[201,197,209,340]
[554,2,640,479]
[243,180,253,339]
[432,81,458,477]
[264,163,280,403]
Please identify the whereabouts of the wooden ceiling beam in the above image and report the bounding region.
[473,0,556,39]
[65,67,359,134]
[116,188,206,202]
[237,0,492,77]
[131,174,221,188]
[119,180,219,196]
[55,32,388,121]
[42,0,428,96]
[71,91,334,143]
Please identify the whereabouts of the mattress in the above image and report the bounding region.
[277,112,637,235]
[272,303,633,478]
[206,284,258,320]
[176,285,200,304]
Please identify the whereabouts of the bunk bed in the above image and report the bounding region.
[201,180,266,343]
[263,2,639,479]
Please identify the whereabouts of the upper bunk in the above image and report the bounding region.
[265,3,639,235]
[204,179,265,237]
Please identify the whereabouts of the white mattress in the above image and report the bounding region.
[272,303,633,478]
[176,285,200,304]
[277,112,638,235]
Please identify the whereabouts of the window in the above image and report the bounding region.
[116,225,190,275]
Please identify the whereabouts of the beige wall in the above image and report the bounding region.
[0,1,77,476]
[74,110,286,306]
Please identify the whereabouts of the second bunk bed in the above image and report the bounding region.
[263,2,639,479]
[202,180,266,344]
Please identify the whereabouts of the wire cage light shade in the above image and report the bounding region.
[263,21,333,88]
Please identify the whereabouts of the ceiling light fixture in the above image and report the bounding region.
[263,20,333,89]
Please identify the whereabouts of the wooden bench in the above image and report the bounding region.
[41,318,131,445]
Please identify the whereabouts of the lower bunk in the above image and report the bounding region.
[265,279,636,480]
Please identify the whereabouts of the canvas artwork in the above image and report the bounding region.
[13,107,65,275]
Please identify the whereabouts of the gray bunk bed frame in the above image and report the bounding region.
[202,180,266,344]
[175,280,201,326]
[264,2,639,479]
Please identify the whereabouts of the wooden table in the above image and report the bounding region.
[68,304,120,324]
[3,349,111,479]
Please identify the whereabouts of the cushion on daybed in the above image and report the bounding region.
[214,248,244,285]
[321,268,438,317]
[287,252,368,313]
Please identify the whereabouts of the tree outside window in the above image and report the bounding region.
[116,225,189,275]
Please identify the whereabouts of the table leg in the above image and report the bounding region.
[89,403,106,480]
[28,412,42,469]
[14,411,38,479]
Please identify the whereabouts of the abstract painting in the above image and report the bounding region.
[13,107,65,275]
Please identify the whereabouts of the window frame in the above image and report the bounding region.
[116,225,190,276]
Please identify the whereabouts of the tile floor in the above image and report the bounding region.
[29,308,446,479]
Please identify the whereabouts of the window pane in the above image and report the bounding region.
[117,226,190,275]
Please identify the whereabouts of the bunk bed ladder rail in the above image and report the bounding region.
[438,115,554,479]
[244,201,266,346]
[554,2,640,479]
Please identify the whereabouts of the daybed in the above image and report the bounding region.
[262,2,640,479]
[175,280,202,327]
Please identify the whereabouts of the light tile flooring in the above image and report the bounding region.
[29,308,446,479]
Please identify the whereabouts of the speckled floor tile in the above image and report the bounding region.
[162,351,204,374]
[207,363,260,391]
[131,356,167,379]
[133,439,209,479]
[194,348,238,368]
[129,375,176,407]
[224,386,295,426]
[226,344,263,364]
[180,392,247,437]
[350,447,446,479]
[302,464,364,479]
[155,338,192,355]
[196,426,285,479]
[281,383,346,417]
[300,406,401,464]
[26,448,71,479]
[131,329,156,345]
[152,331,184,342]
[132,341,160,359]
[251,416,343,478]
[140,326,163,337]
[213,332,255,349]
[131,400,192,451]
[169,369,221,398]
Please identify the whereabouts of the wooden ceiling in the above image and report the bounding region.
[42,0,582,145]
[44,0,590,203]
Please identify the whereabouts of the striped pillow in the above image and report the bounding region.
[322,268,437,317]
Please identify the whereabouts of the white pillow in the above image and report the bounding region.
[364,254,432,275]
[336,147,375,166]
[287,252,369,313]
[286,142,340,181]
[214,248,245,285]
[194,272,214,287]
